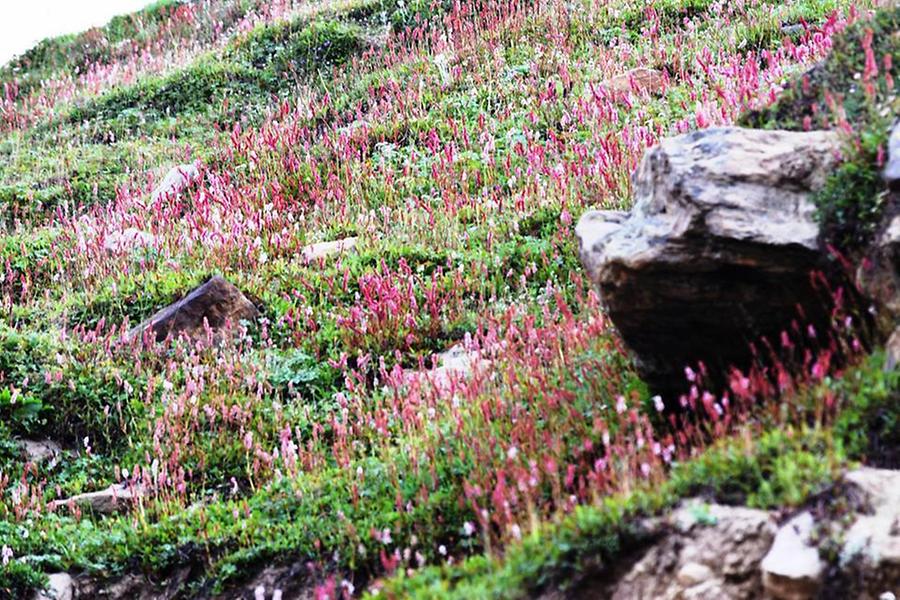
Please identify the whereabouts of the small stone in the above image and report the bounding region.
[761,512,825,600]
[593,67,668,100]
[676,562,714,587]
[300,237,358,263]
[102,227,156,253]
[50,483,143,515]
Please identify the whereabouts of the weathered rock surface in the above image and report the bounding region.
[576,127,842,394]
[50,483,143,515]
[607,500,777,600]
[18,439,61,468]
[300,237,358,263]
[33,573,74,600]
[127,276,258,344]
[761,512,825,599]
[151,162,201,203]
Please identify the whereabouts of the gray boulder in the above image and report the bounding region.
[577,127,842,395]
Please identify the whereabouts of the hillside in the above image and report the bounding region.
[0,0,897,598]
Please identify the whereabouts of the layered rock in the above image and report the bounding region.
[127,276,258,344]
[577,127,842,395]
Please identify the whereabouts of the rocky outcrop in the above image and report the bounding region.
[127,276,258,344]
[576,127,842,395]
[151,163,201,203]
[608,500,776,600]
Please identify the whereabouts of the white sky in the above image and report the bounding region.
[1,0,153,67]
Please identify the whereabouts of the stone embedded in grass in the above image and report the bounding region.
[151,162,201,203]
[576,126,843,396]
[18,439,61,469]
[127,275,259,344]
[50,483,144,515]
[590,67,668,101]
[300,236,358,263]
[102,227,156,252]
[761,512,825,600]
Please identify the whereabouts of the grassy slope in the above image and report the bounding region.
[0,0,896,598]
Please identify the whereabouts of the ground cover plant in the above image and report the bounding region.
[0,0,897,597]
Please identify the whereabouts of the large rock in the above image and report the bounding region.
[127,276,258,344]
[102,228,156,253]
[577,127,842,395]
